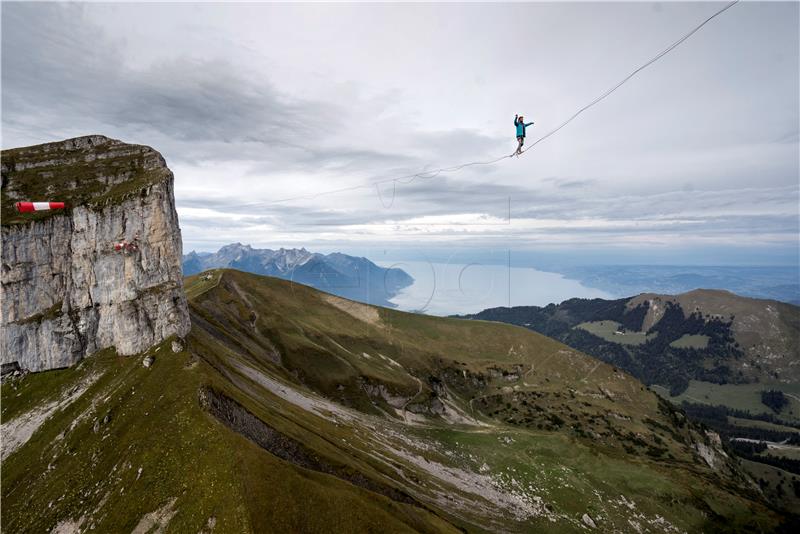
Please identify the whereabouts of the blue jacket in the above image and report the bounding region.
[515,117,533,137]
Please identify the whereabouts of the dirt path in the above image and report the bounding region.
[784,393,800,405]
[229,280,259,332]
[521,350,564,386]
[401,376,425,422]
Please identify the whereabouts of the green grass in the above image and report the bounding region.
[183,270,223,300]
[2,342,249,532]
[1,337,453,533]
[1,269,787,533]
[424,425,694,521]
[728,416,799,433]
[739,459,800,514]
[760,447,800,461]
[183,270,782,532]
[575,320,657,346]
[653,381,800,421]
[1,361,89,423]
[1,137,170,226]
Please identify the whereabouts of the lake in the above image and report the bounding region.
[376,261,613,316]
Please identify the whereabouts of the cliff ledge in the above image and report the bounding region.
[1,135,190,371]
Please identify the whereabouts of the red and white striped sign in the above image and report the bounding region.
[14,202,66,213]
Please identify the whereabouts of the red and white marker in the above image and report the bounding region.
[14,202,66,213]
[114,241,139,253]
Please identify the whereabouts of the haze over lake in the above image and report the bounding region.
[376,261,612,316]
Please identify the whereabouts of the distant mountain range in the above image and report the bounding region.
[183,243,413,308]
[557,265,800,305]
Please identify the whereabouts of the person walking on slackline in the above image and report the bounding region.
[514,114,534,156]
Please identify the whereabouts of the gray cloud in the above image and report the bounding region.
[2,2,798,261]
[1,3,433,173]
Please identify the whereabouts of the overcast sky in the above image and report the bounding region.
[2,1,798,264]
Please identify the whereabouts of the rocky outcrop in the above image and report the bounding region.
[1,135,190,371]
[198,385,420,507]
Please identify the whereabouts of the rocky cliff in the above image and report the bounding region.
[1,135,190,371]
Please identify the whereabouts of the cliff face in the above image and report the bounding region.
[1,135,190,371]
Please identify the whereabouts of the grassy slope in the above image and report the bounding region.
[739,460,800,516]
[728,416,800,434]
[1,344,250,532]
[470,290,799,442]
[1,269,786,532]
[652,382,800,421]
[186,270,781,532]
[632,289,800,384]
[575,320,657,345]
[0,340,452,533]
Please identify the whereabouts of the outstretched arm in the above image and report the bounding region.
[514,115,519,125]
[525,121,534,127]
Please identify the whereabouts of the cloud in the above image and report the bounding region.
[175,178,799,253]
[1,2,486,174]
[2,2,798,262]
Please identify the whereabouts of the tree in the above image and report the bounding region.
[761,390,788,413]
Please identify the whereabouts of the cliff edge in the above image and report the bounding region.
[1,135,190,371]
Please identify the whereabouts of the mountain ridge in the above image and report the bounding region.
[1,268,789,532]
[459,288,799,394]
[183,243,413,308]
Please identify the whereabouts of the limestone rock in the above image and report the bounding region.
[1,135,190,372]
